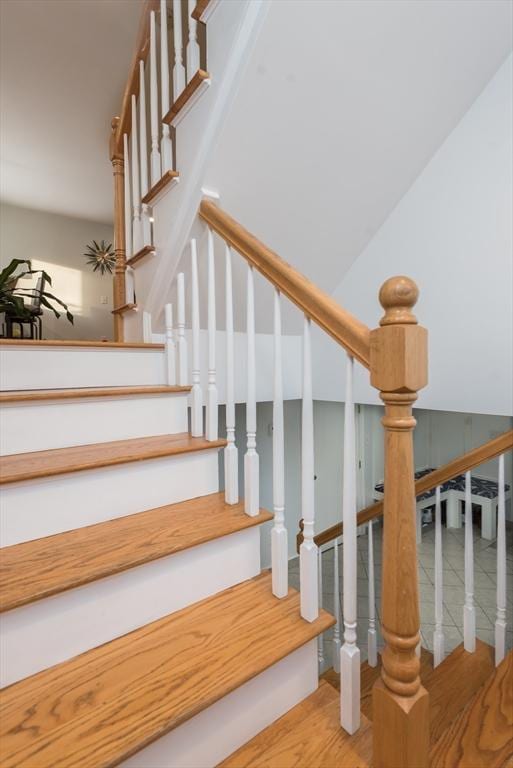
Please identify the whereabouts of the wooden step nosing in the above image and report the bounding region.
[163,69,211,127]
[0,385,191,405]
[112,303,137,315]
[141,170,180,206]
[126,244,156,268]
[0,501,274,613]
[0,435,227,486]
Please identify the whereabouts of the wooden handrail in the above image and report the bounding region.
[297,428,513,551]
[199,200,371,368]
[111,0,160,158]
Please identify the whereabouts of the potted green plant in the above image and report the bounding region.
[0,259,74,324]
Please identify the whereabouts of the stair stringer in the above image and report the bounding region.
[124,0,271,341]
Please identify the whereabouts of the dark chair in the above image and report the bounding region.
[5,275,45,339]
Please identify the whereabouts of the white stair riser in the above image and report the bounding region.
[0,526,261,687]
[0,347,166,390]
[0,394,188,455]
[122,640,318,768]
[1,450,219,546]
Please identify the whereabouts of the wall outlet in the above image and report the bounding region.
[100,296,108,305]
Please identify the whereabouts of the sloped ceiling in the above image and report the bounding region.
[0,0,142,223]
[203,0,512,332]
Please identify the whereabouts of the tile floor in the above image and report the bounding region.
[288,520,513,666]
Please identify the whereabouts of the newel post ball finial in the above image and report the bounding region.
[379,276,419,327]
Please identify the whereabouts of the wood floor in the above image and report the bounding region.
[0,574,334,768]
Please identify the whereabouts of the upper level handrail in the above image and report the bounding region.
[297,428,513,550]
[199,200,372,368]
[110,0,159,160]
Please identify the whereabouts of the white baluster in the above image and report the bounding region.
[186,0,200,82]
[172,0,186,99]
[190,238,203,436]
[160,0,173,173]
[318,551,325,668]
[164,302,176,385]
[206,229,218,441]
[463,470,476,652]
[495,454,507,665]
[367,520,377,668]
[142,311,152,343]
[224,245,238,504]
[333,537,341,672]
[272,288,287,597]
[244,265,259,516]
[123,134,132,259]
[340,353,360,735]
[131,96,143,254]
[433,485,445,666]
[149,10,161,186]
[176,272,188,386]
[299,316,318,621]
[139,60,151,246]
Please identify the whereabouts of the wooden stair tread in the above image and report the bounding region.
[219,680,372,767]
[141,169,179,206]
[126,244,155,267]
[0,385,190,404]
[424,639,496,744]
[0,339,164,349]
[0,433,226,485]
[0,573,335,768]
[163,69,210,124]
[0,493,273,612]
[111,302,137,315]
[320,647,434,721]
[430,650,513,767]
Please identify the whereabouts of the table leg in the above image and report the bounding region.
[446,492,461,528]
[480,499,496,540]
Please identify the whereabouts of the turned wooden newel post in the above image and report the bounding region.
[110,116,127,342]
[370,276,429,768]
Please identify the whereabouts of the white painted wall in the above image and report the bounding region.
[313,56,513,417]
[0,203,114,340]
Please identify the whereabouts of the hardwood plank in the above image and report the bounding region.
[0,493,273,612]
[424,639,495,744]
[0,433,226,485]
[111,303,137,315]
[430,650,513,767]
[0,574,335,768]
[219,680,372,767]
[199,200,371,367]
[0,385,190,404]
[0,340,164,349]
[163,69,210,124]
[141,170,179,206]
[125,244,155,268]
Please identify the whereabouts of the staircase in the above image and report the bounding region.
[1,0,511,766]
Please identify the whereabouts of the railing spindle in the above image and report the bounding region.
[224,245,238,504]
[333,537,341,672]
[206,229,218,441]
[164,302,176,385]
[318,551,325,667]
[186,0,200,82]
[367,520,377,667]
[463,469,476,652]
[495,453,507,665]
[299,316,318,621]
[244,265,259,516]
[271,288,287,597]
[142,311,152,343]
[130,96,143,254]
[149,10,161,186]
[176,272,188,385]
[139,60,151,246]
[123,134,132,259]
[160,0,173,173]
[172,0,186,99]
[190,238,203,436]
[433,485,444,666]
[340,352,360,734]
